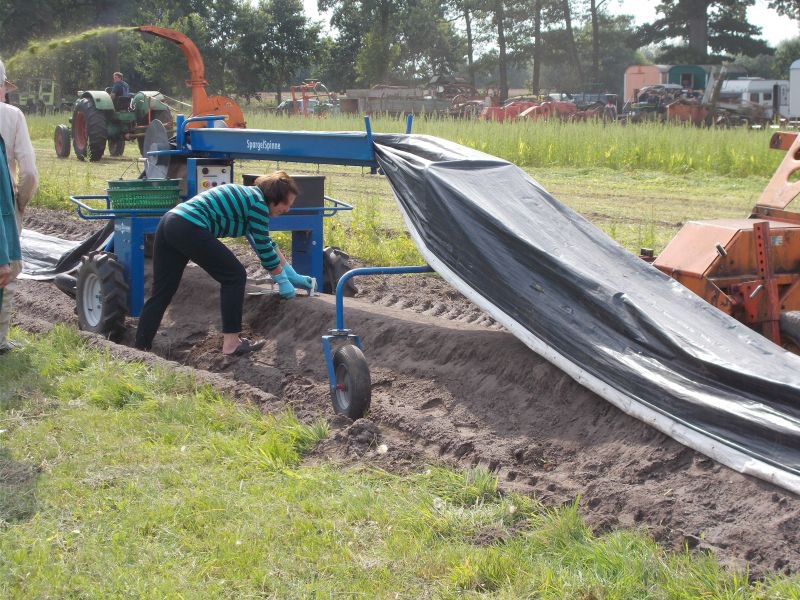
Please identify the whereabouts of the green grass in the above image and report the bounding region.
[25,110,773,260]
[243,112,783,178]
[1,326,799,597]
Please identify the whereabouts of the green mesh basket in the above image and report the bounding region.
[107,178,180,209]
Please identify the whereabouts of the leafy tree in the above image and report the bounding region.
[317,0,404,85]
[773,37,800,77]
[639,0,771,62]
[768,0,800,18]
[473,0,533,101]
[727,53,780,78]
[446,0,480,86]
[235,0,320,100]
[396,0,462,82]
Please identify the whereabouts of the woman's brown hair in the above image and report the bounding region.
[254,171,299,207]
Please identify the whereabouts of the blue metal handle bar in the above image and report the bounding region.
[334,265,434,331]
[319,196,353,217]
[70,195,171,220]
[175,114,227,148]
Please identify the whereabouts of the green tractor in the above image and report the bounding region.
[54,90,172,161]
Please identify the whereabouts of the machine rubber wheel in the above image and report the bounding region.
[780,311,800,351]
[108,136,125,157]
[54,124,71,158]
[72,97,107,161]
[76,251,129,341]
[331,344,371,418]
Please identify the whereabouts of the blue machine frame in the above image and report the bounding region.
[69,115,414,316]
[69,115,422,417]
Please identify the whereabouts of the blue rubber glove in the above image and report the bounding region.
[282,263,314,290]
[272,270,296,299]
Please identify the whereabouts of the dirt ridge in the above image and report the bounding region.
[9,209,800,577]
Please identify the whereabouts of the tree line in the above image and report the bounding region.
[1,0,800,103]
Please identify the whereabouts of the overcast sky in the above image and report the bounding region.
[303,0,800,45]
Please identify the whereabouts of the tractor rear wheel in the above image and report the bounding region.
[54,124,71,158]
[72,98,108,161]
[108,137,125,157]
[76,251,129,341]
[331,344,371,418]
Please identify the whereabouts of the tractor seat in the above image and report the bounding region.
[113,95,133,111]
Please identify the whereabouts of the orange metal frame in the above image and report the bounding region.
[289,80,331,117]
[652,131,800,348]
[136,26,246,129]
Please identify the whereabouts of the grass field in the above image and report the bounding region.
[3,327,799,597]
[26,112,776,264]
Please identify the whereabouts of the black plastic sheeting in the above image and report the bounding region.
[374,134,800,495]
[19,222,112,280]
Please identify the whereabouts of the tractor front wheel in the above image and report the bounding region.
[72,98,108,161]
[76,251,129,341]
[108,137,125,157]
[331,344,371,418]
[54,124,71,158]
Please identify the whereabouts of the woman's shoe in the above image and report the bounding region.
[225,337,265,356]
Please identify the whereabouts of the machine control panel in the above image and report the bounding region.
[197,163,233,190]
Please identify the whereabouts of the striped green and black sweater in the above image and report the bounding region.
[170,184,280,270]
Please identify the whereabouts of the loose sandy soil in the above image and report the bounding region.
[11,207,800,578]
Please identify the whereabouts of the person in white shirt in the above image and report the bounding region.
[0,58,38,354]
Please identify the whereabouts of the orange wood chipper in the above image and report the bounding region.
[650,131,800,350]
[136,25,246,129]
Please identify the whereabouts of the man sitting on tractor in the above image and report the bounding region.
[110,71,130,111]
[110,72,129,99]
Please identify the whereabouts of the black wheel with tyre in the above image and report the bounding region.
[108,136,125,157]
[72,97,108,161]
[331,344,371,418]
[76,251,129,341]
[54,124,71,158]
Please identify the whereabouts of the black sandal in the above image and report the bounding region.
[225,337,265,356]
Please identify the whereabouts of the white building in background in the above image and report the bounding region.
[719,78,789,119]
[790,60,800,118]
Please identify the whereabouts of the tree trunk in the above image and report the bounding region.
[464,6,476,88]
[590,0,599,85]
[562,0,584,86]
[532,0,542,94]
[496,0,508,101]
[684,0,710,59]
[377,0,392,83]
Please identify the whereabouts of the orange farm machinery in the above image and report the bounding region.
[650,131,800,350]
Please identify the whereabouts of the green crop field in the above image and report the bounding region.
[25,111,780,264]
